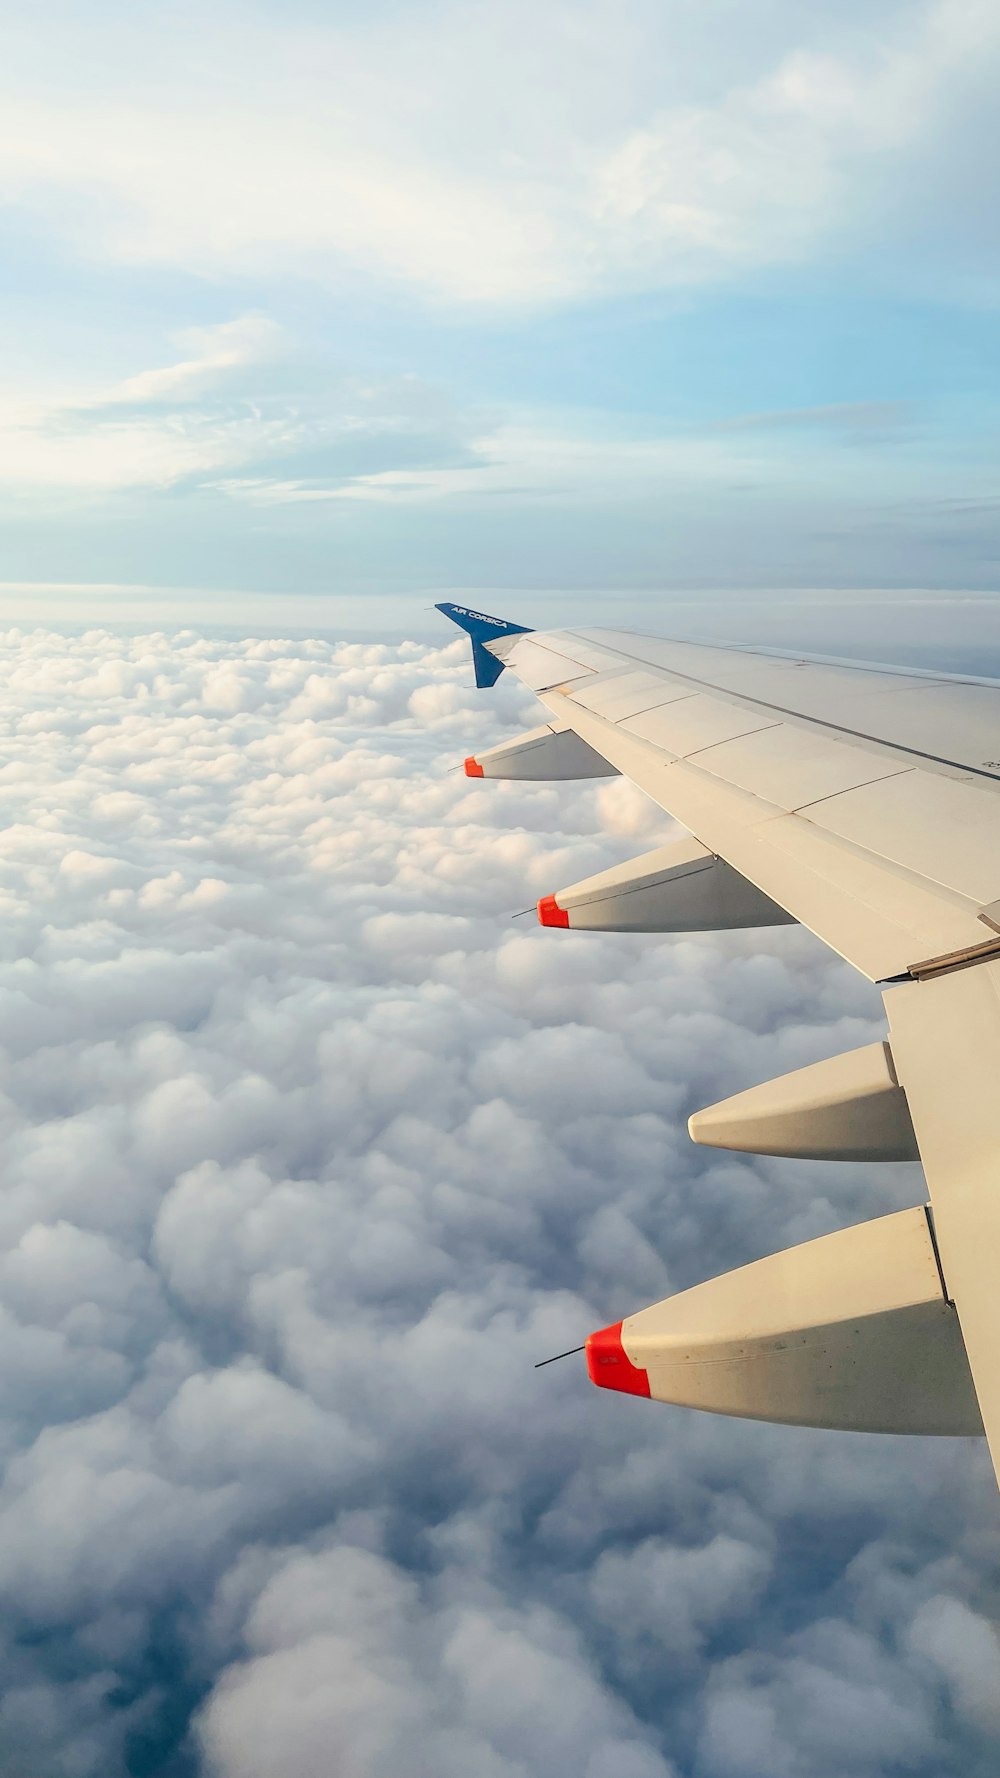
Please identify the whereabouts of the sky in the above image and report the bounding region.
[0,0,999,635]
[1,5,1000,1776]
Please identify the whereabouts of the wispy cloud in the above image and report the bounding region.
[204,406,961,514]
[97,316,285,408]
[0,317,293,492]
[0,320,485,498]
[708,401,917,436]
[1,0,999,307]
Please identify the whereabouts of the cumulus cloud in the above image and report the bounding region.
[0,626,992,1776]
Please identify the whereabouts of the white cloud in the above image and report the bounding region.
[908,1596,1000,1734]
[0,625,990,1774]
[0,317,295,494]
[198,1545,680,1778]
[100,316,285,408]
[0,319,480,499]
[0,1,998,307]
[214,407,993,520]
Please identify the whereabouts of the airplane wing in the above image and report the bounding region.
[438,603,1000,1482]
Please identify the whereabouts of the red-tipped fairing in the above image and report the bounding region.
[464,756,484,777]
[585,1321,651,1397]
[582,1209,983,1434]
[537,894,569,928]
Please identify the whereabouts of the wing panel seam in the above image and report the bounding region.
[790,766,916,814]
[562,636,1000,784]
[680,721,783,761]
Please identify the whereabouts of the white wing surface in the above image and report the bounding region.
[493,625,1000,983]
[439,606,1000,1485]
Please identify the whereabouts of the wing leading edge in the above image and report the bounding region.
[444,607,1000,1486]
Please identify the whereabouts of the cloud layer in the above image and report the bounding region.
[0,628,994,1776]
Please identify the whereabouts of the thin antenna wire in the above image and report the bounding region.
[534,1345,585,1370]
[511,908,535,920]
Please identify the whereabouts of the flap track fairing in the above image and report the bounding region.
[464,722,619,781]
[689,1039,918,1161]
[586,1206,982,1435]
[537,838,796,932]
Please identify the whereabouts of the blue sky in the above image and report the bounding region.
[1,0,999,632]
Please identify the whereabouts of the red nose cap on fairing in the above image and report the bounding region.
[464,756,484,777]
[585,1321,651,1397]
[537,894,570,928]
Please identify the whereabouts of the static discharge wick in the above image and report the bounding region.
[534,1345,586,1370]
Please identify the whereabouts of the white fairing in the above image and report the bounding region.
[549,837,795,931]
[688,1040,919,1161]
[470,721,618,780]
[622,1207,982,1435]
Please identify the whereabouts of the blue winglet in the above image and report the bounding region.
[435,602,532,689]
